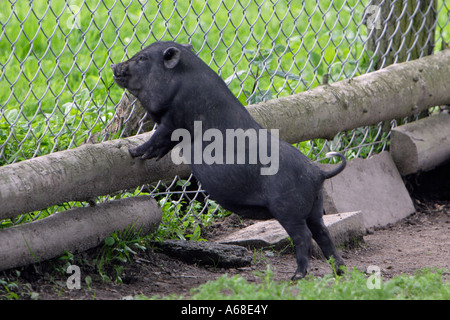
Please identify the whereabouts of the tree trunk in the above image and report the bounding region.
[365,0,437,69]
[364,0,438,122]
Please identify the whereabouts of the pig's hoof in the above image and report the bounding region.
[291,271,307,281]
[335,264,346,276]
[129,147,142,158]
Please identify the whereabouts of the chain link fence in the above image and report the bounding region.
[1,0,449,229]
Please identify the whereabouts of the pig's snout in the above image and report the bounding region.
[111,63,128,78]
[111,63,129,89]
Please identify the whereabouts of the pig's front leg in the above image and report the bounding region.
[129,123,177,160]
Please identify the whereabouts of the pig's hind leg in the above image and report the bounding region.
[306,190,345,275]
[269,202,313,280]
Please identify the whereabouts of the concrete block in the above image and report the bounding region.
[216,211,364,259]
[323,151,415,228]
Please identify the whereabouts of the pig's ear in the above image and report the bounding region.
[163,47,181,69]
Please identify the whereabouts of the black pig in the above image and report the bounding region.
[111,41,346,280]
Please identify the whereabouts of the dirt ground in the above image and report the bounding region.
[1,168,449,300]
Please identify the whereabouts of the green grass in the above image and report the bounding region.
[1,257,447,300]
[146,266,449,300]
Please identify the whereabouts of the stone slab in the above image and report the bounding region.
[154,240,252,268]
[322,151,415,228]
[216,211,364,259]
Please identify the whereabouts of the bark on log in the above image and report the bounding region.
[390,113,450,175]
[0,196,161,271]
[247,49,450,144]
[0,132,191,220]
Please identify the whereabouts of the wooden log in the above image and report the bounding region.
[0,196,161,271]
[248,49,450,144]
[0,132,191,220]
[390,113,450,175]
